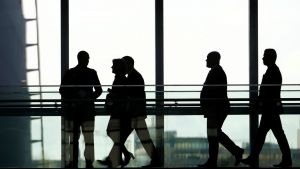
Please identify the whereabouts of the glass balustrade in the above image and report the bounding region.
[1,84,300,167]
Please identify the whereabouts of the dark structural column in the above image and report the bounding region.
[61,0,69,167]
[155,0,164,164]
[249,0,259,167]
[61,0,69,74]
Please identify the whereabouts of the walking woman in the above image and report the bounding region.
[98,58,134,167]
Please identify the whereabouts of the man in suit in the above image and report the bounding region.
[241,48,292,167]
[121,56,162,167]
[198,51,244,167]
[59,51,102,168]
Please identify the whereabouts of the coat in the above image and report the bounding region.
[126,68,147,119]
[59,65,102,121]
[107,74,128,118]
[200,65,230,118]
[259,64,283,115]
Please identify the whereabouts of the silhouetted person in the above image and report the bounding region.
[198,51,244,168]
[241,49,292,168]
[121,56,162,167]
[98,58,133,167]
[59,51,102,168]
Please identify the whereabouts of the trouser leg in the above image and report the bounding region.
[271,115,292,162]
[64,120,71,165]
[218,131,241,155]
[251,115,270,159]
[107,118,122,166]
[66,120,80,167]
[120,120,133,156]
[207,117,218,164]
[133,118,160,162]
[82,120,95,162]
[217,115,242,156]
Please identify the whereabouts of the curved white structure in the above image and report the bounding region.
[0,0,32,167]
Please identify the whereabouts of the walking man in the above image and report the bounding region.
[122,56,162,167]
[241,49,292,167]
[199,51,244,167]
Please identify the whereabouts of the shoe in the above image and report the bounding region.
[234,148,244,166]
[241,157,255,167]
[121,151,135,167]
[65,162,77,168]
[97,157,112,167]
[197,161,217,168]
[85,160,94,168]
[142,160,163,168]
[273,161,292,168]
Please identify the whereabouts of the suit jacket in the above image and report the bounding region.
[59,65,102,120]
[126,68,147,119]
[259,64,283,114]
[200,65,230,118]
[108,74,127,118]
[106,74,130,133]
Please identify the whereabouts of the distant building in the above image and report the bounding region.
[165,131,212,167]
[163,131,300,167]
[243,142,300,167]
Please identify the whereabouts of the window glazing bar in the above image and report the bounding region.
[61,0,69,167]
[155,0,164,163]
[249,0,259,167]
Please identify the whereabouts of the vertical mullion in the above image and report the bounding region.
[249,0,259,167]
[61,0,69,167]
[155,0,164,164]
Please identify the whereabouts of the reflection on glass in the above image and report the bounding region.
[165,115,248,167]
[93,116,156,168]
[256,115,300,167]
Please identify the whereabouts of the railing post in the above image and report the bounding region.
[155,0,164,164]
[249,0,259,167]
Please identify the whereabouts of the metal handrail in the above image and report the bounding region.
[1,83,300,87]
[1,84,300,116]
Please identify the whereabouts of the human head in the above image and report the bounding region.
[111,58,127,75]
[77,50,89,67]
[263,48,277,66]
[122,55,134,73]
[206,51,220,68]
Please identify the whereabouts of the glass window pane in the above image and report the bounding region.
[164,115,249,167]
[164,0,249,167]
[69,0,155,86]
[165,115,206,167]
[165,0,248,85]
[36,0,61,167]
[20,0,61,167]
[259,0,300,167]
[69,0,155,167]
[38,0,61,86]
[256,115,300,167]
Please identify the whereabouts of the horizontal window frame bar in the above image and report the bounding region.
[1,106,300,116]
